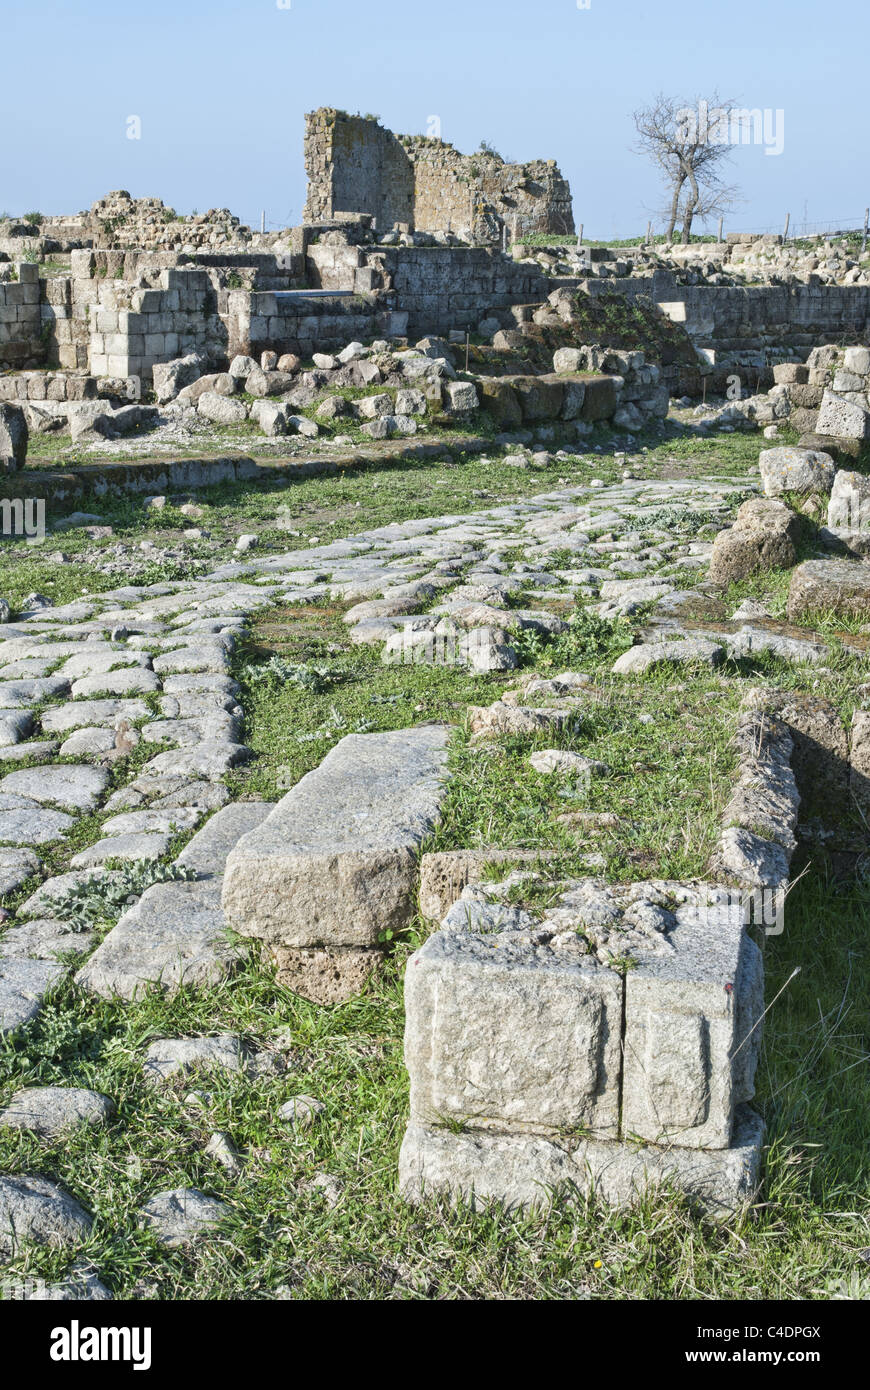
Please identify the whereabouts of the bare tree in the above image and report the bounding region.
[633,93,742,242]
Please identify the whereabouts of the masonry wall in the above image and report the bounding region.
[88,268,227,381]
[586,271,870,354]
[304,109,574,241]
[0,264,43,367]
[226,289,387,360]
[308,243,549,337]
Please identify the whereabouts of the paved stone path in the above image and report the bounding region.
[1,468,839,1280]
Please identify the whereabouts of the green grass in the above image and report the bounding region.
[0,859,866,1300]
[1,427,866,1300]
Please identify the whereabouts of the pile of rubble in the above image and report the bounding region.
[518,232,870,289]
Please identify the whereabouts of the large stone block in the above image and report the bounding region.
[788,557,870,622]
[708,498,800,585]
[622,896,762,1149]
[405,929,622,1136]
[759,446,835,497]
[827,470,870,530]
[580,374,619,421]
[221,726,450,954]
[816,388,870,441]
[505,375,564,422]
[478,377,522,428]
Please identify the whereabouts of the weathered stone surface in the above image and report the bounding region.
[138,1188,229,1248]
[57,649,150,680]
[142,1033,247,1085]
[0,918,93,961]
[0,402,28,471]
[175,800,274,878]
[419,849,552,921]
[405,929,622,1137]
[787,557,870,621]
[279,1095,326,1129]
[101,807,203,838]
[612,638,724,675]
[467,701,571,739]
[827,470,870,531]
[849,710,870,817]
[759,446,836,497]
[0,958,64,1035]
[0,676,70,708]
[708,499,801,585]
[0,764,109,812]
[0,1176,92,1261]
[727,624,829,665]
[71,668,160,698]
[41,699,150,733]
[0,1087,114,1138]
[711,826,791,890]
[0,846,39,896]
[222,726,449,952]
[141,743,250,781]
[529,749,607,776]
[75,803,273,1000]
[399,1106,763,1220]
[622,898,761,1149]
[71,832,173,866]
[0,709,33,747]
[267,944,386,1004]
[815,388,870,441]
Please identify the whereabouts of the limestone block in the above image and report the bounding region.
[399,1107,764,1220]
[221,726,450,952]
[405,929,622,1136]
[816,389,870,441]
[759,446,835,497]
[622,897,761,1149]
[787,557,870,622]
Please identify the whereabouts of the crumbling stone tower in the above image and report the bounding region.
[303,108,574,242]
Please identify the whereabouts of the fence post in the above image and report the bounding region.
[782,212,790,242]
[862,208,869,255]
[261,210,265,234]
[717,217,724,243]
[577,222,583,247]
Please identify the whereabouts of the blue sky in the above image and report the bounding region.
[2,0,864,238]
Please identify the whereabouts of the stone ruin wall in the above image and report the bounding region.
[303,109,574,242]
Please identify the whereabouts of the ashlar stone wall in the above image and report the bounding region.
[303,109,574,243]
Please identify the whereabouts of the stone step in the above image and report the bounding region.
[221,725,451,1003]
[74,801,273,1001]
[400,1107,764,1222]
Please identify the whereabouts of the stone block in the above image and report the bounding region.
[399,1107,764,1220]
[0,403,28,471]
[580,374,619,421]
[788,557,870,622]
[221,726,450,955]
[622,896,761,1149]
[816,388,870,441]
[759,446,835,497]
[405,929,622,1136]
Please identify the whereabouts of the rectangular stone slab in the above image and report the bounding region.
[75,802,273,1000]
[399,1107,763,1221]
[221,725,450,949]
